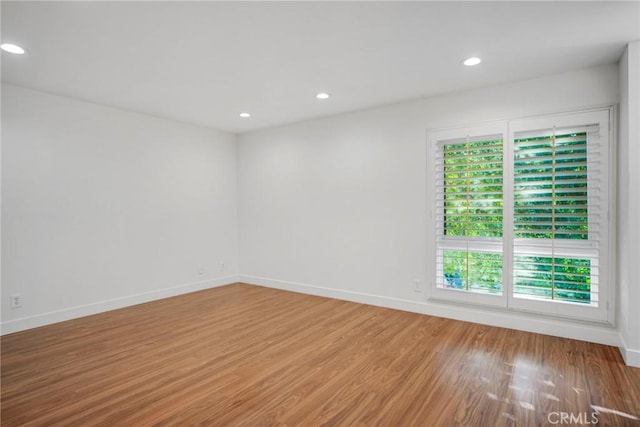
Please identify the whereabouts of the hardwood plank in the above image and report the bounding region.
[1,283,639,426]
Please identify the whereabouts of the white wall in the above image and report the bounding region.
[238,64,628,353]
[617,41,640,366]
[1,84,239,333]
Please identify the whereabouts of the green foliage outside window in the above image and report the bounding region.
[514,133,589,240]
[443,140,503,238]
[514,256,591,303]
[443,250,502,294]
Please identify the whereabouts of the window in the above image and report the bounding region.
[428,109,612,323]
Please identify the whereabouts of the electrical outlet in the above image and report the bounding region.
[220,262,225,272]
[11,294,22,309]
[413,279,422,293]
[197,265,204,275]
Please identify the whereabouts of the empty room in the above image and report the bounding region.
[1,1,639,425]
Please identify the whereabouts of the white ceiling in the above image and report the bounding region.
[2,1,639,134]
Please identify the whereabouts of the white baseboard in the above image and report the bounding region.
[240,274,624,354]
[1,275,239,335]
[618,334,640,367]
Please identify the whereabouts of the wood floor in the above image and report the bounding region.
[2,284,639,426]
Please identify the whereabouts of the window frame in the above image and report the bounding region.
[506,109,612,322]
[429,122,509,308]
[427,108,615,324]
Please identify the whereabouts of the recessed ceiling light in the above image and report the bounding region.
[463,57,482,66]
[316,92,330,100]
[239,112,251,118]
[1,43,26,54]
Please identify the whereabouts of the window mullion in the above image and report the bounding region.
[504,123,515,309]
[465,135,470,291]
